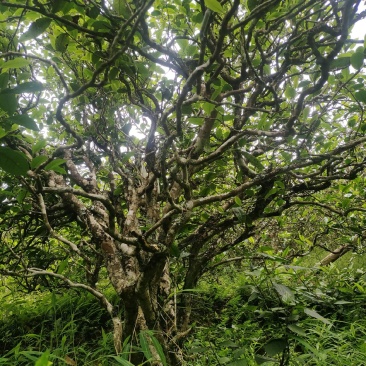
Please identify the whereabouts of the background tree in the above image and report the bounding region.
[1,0,366,364]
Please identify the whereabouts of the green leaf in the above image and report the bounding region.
[302,106,310,120]
[0,92,18,114]
[188,117,204,126]
[16,189,27,203]
[219,340,239,348]
[34,350,50,366]
[329,57,350,70]
[21,18,52,41]
[110,356,134,366]
[121,152,134,163]
[350,51,364,70]
[334,300,353,305]
[227,359,248,366]
[170,241,180,258]
[51,0,70,14]
[0,73,9,90]
[355,90,366,103]
[55,33,69,53]
[264,338,287,357]
[247,0,258,11]
[32,140,47,154]
[242,151,264,171]
[273,283,295,304]
[56,259,68,274]
[11,81,44,94]
[232,207,246,222]
[290,335,321,357]
[44,159,67,174]
[285,86,296,99]
[264,187,278,199]
[150,333,167,366]
[112,0,133,17]
[0,147,29,176]
[31,155,48,169]
[304,308,331,325]
[255,354,277,365]
[234,196,241,206]
[1,58,31,70]
[7,115,39,131]
[202,102,215,114]
[204,0,224,13]
[139,332,152,360]
[288,324,307,336]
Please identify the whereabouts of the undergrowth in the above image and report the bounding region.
[185,254,366,365]
[1,254,366,365]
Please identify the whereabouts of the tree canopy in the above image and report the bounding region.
[1,0,366,364]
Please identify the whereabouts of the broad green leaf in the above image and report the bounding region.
[273,283,295,304]
[264,338,287,357]
[288,324,307,336]
[264,187,278,199]
[304,308,331,325]
[55,33,69,53]
[11,82,44,94]
[7,114,39,131]
[121,152,134,163]
[32,140,47,154]
[219,340,239,348]
[355,90,366,103]
[16,189,27,204]
[348,118,357,127]
[44,159,67,174]
[285,86,296,99]
[247,0,259,11]
[187,346,210,354]
[242,151,264,171]
[202,102,215,114]
[34,350,50,366]
[2,58,31,70]
[298,80,312,88]
[21,18,52,41]
[232,207,246,222]
[0,73,9,90]
[112,0,132,17]
[0,92,18,114]
[234,196,241,206]
[31,155,48,169]
[0,147,29,176]
[188,117,204,126]
[204,0,224,13]
[56,259,68,274]
[302,106,310,120]
[329,57,350,70]
[51,0,70,13]
[350,51,364,70]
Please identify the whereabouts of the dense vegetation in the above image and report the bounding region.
[1,0,366,364]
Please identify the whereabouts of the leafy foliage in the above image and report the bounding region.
[187,257,366,365]
[0,0,366,364]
